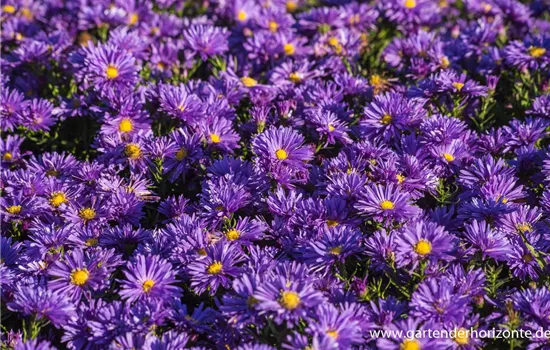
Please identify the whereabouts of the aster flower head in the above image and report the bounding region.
[410,277,471,327]
[8,283,76,328]
[158,83,202,123]
[254,263,324,326]
[504,35,550,71]
[394,219,456,269]
[83,43,139,92]
[119,254,182,303]
[356,183,420,222]
[252,126,314,185]
[463,220,512,261]
[188,242,244,295]
[48,248,107,300]
[1,87,27,131]
[20,98,55,131]
[184,25,229,60]
[360,92,426,141]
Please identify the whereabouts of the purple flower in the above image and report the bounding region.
[394,219,456,269]
[356,183,420,222]
[83,43,139,92]
[8,284,76,328]
[184,25,229,60]
[188,242,244,295]
[254,263,324,326]
[119,254,182,302]
[48,248,107,300]
[463,220,512,261]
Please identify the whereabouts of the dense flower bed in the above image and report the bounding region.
[2,0,550,349]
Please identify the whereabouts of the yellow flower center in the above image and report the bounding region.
[443,153,455,162]
[128,12,138,26]
[207,261,223,274]
[286,0,298,12]
[125,143,141,159]
[452,82,464,91]
[328,37,339,47]
[326,220,339,227]
[237,10,247,22]
[241,76,258,87]
[79,207,96,221]
[370,74,382,86]
[178,104,185,112]
[396,174,406,184]
[482,2,492,12]
[119,118,133,133]
[516,222,533,233]
[528,46,546,58]
[441,56,450,68]
[328,124,335,132]
[381,114,392,124]
[329,246,343,255]
[106,64,118,79]
[142,279,155,293]
[2,5,16,14]
[197,248,207,256]
[225,229,241,241]
[275,149,288,160]
[6,205,21,214]
[70,268,89,286]
[45,169,59,177]
[327,330,338,339]
[176,148,188,161]
[415,239,432,256]
[247,296,259,307]
[20,7,32,19]
[401,339,421,350]
[523,254,534,262]
[85,238,99,247]
[210,133,221,143]
[3,152,13,161]
[280,291,300,310]
[404,0,417,8]
[454,328,469,345]
[50,192,68,207]
[268,20,279,32]
[349,14,360,25]
[284,43,295,55]
[289,72,302,83]
[380,200,395,210]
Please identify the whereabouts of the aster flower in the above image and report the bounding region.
[184,25,229,60]
[220,273,262,328]
[220,217,267,245]
[119,254,182,303]
[252,126,314,185]
[356,183,420,222]
[83,43,139,91]
[410,277,470,326]
[360,92,426,141]
[302,226,363,274]
[1,134,26,167]
[188,242,244,295]
[48,248,106,300]
[394,219,456,269]
[158,83,202,123]
[1,87,27,131]
[20,98,55,131]
[504,35,550,71]
[199,116,240,154]
[306,304,363,349]
[8,284,76,328]
[463,220,512,261]
[254,263,324,326]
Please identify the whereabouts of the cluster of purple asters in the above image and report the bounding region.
[1,0,550,349]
